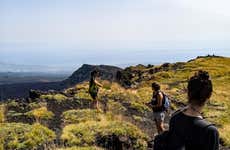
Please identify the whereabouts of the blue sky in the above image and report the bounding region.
[0,0,230,67]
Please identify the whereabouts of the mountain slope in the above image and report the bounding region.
[0,64,122,100]
[0,56,230,149]
[63,64,122,87]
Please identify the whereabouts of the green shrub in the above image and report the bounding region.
[62,109,102,124]
[61,120,148,149]
[6,110,24,118]
[6,100,19,108]
[130,102,150,114]
[0,123,55,150]
[132,115,143,122]
[40,94,53,100]
[40,94,68,102]
[28,102,45,110]
[0,105,4,123]
[57,146,104,150]
[155,71,172,79]
[137,87,152,103]
[107,100,127,114]
[26,107,54,122]
[53,94,68,102]
[61,121,99,146]
[74,90,92,100]
[102,90,139,104]
[6,100,29,113]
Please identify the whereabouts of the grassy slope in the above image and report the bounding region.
[149,57,230,146]
[68,56,230,147]
[0,56,229,149]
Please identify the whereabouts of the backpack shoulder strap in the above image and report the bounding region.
[161,92,170,103]
[171,107,187,117]
[194,119,214,129]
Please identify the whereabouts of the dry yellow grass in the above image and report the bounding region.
[0,104,4,123]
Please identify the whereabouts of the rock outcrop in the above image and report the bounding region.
[62,64,122,87]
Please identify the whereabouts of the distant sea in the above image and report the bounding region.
[73,49,230,69]
[1,49,230,72]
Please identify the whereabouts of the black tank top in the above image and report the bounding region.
[151,91,164,112]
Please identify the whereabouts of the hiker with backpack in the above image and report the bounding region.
[148,82,169,134]
[89,70,103,110]
[154,70,219,150]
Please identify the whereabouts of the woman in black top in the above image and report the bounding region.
[89,70,102,110]
[167,70,219,150]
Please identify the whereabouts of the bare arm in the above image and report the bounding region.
[95,79,103,87]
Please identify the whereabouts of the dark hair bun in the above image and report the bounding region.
[91,70,99,77]
[197,70,210,81]
[152,82,160,91]
[188,70,213,106]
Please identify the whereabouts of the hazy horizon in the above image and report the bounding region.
[1,49,230,73]
[1,0,230,70]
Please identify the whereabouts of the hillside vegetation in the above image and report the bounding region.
[0,56,229,150]
[118,56,230,146]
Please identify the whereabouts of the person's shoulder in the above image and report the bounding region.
[171,108,185,117]
[170,109,185,122]
[205,125,219,134]
[158,91,164,95]
[203,124,219,144]
[169,109,186,128]
[194,119,213,127]
[156,91,164,98]
[195,119,219,134]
